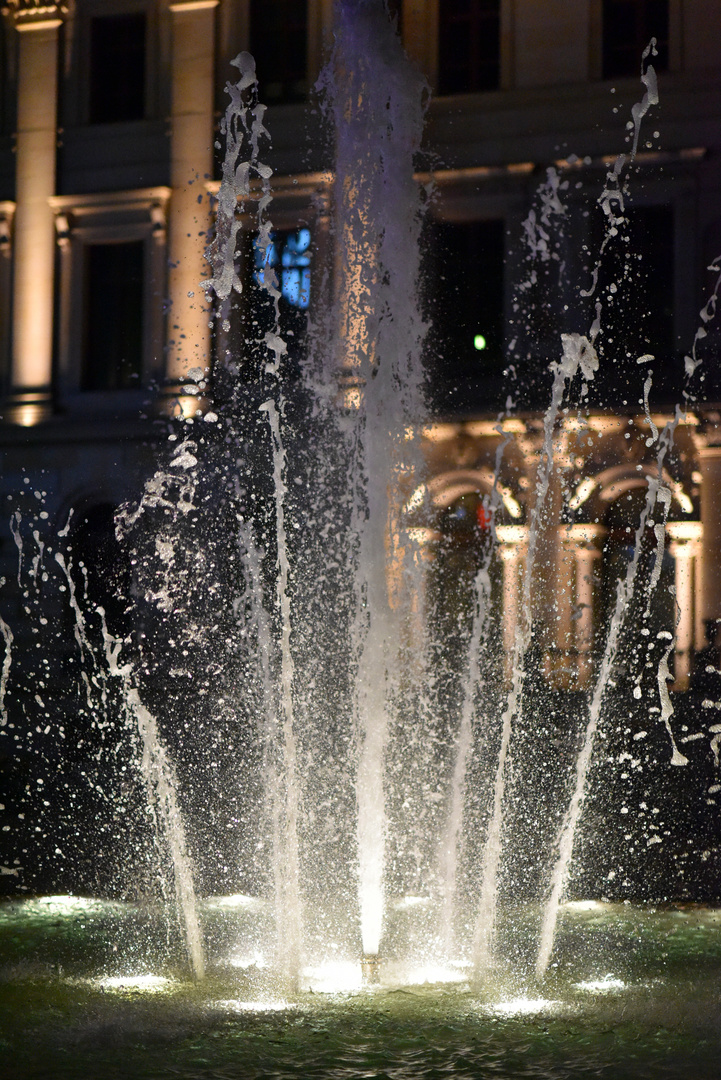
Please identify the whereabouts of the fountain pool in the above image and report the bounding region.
[2,894,721,1080]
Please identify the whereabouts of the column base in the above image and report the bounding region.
[2,389,53,426]
[156,381,211,421]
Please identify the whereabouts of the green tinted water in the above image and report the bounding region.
[2,897,720,1079]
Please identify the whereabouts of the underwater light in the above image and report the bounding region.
[23,895,118,917]
[202,893,268,911]
[227,952,268,970]
[95,975,172,992]
[574,976,626,992]
[401,964,467,986]
[390,895,431,910]
[473,334,487,350]
[211,1000,293,1013]
[301,961,363,993]
[492,997,564,1017]
[562,900,608,913]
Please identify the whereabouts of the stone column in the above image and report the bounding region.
[496,524,528,686]
[697,437,721,626]
[165,0,218,413]
[0,202,15,389]
[403,0,439,88]
[6,4,63,425]
[667,521,703,689]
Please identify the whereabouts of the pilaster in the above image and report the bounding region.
[163,0,218,411]
[695,422,721,627]
[5,1,65,424]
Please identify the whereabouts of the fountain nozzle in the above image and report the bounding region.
[361,953,382,985]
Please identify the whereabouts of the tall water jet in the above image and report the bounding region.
[318,0,429,959]
[203,50,303,982]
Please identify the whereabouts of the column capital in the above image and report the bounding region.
[693,412,721,453]
[168,0,218,12]
[0,201,15,258]
[2,389,53,426]
[557,522,607,549]
[4,1,66,31]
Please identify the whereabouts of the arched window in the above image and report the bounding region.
[430,488,504,694]
[600,487,676,685]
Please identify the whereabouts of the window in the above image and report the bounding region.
[234,222,310,375]
[50,187,170,404]
[82,241,144,391]
[438,0,500,95]
[249,0,308,104]
[253,227,312,310]
[602,0,669,79]
[89,12,146,123]
[424,218,505,413]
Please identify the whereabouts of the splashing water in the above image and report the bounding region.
[3,7,721,995]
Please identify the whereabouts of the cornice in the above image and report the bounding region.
[3,1,66,30]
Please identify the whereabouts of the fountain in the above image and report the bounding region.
[2,2,721,1076]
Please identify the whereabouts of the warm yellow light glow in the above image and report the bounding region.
[171,394,205,420]
[666,521,703,542]
[498,484,522,520]
[403,485,426,514]
[340,386,363,411]
[568,477,597,510]
[421,422,458,443]
[670,481,694,515]
[12,402,46,427]
[406,527,437,544]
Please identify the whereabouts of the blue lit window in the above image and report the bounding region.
[253,228,311,309]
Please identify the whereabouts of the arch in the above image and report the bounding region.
[406,467,523,524]
[569,463,695,521]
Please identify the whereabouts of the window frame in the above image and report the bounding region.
[49,187,170,411]
[65,0,160,128]
[435,0,504,96]
[589,0,681,79]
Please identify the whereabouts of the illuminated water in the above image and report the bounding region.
[3,8,721,1074]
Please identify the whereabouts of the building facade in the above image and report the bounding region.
[0,0,720,695]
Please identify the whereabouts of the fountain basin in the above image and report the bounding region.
[2,895,720,1079]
